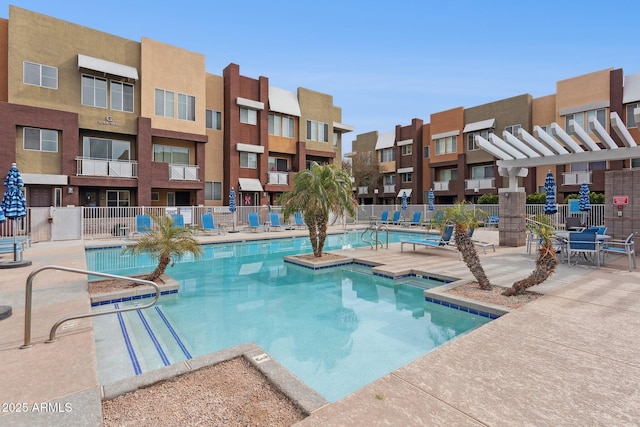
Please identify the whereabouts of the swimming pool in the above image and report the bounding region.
[88,230,492,402]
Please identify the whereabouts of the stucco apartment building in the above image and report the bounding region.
[0,6,349,210]
[350,68,640,206]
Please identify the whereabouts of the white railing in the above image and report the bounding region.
[383,185,395,193]
[465,178,495,190]
[268,172,289,185]
[562,171,591,185]
[433,181,449,191]
[169,164,199,181]
[76,157,138,178]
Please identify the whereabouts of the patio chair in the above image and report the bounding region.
[466,227,495,254]
[201,213,224,235]
[400,224,460,259]
[171,214,185,227]
[567,229,602,267]
[132,214,152,238]
[247,212,268,233]
[602,231,637,271]
[565,216,585,231]
[407,211,422,226]
[423,211,444,230]
[484,216,499,229]
[390,211,401,225]
[269,212,283,231]
[292,212,306,229]
[378,210,390,225]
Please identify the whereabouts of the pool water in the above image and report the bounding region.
[88,230,491,402]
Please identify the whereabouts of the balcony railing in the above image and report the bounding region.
[169,164,199,181]
[562,171,591,185]
[433,181,449,191]
[76,157,138,178]
[268,172,289,185]
[383,185,395,193]
[465,178,495,190]
[357,186,368,195]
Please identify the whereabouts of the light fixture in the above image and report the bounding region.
[504,192,510,198]
[67,187,74,194]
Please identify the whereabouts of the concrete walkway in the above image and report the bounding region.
[1,228,639,426]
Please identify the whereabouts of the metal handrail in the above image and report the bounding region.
[20,265,159,349]
[360,224,388,250]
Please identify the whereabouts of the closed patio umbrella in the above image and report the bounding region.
[543,171,557,215]
[401,191,408,212]
[229,187,237,232]
[578,182,591,212]
[428,188,435,211]
[1,163,28,263]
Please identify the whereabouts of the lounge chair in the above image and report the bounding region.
[602,231,637,271]
[466,228,495,254]
[247,212,268,233]
[423,211,444,230]
[269,212,283,231]
[292,212,306,229]
[171,214,185,227]
[201,213,224,235]
[484,216,499,229]
[390,211,401,225]
[132,214,152,238]
[407,211,422,226]
[400,224,459,259]
[378,211,390,225]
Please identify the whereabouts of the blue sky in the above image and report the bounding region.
[3,1,640,156]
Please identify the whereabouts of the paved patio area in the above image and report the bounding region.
[0,227,638,426]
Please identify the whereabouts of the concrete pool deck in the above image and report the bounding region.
[1,227,639,426]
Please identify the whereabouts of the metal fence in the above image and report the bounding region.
[0,203,606,242]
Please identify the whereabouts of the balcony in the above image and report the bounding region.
[169,164,199,181]
[433,181,449,191]
[357,186,368,195]
[562,171,591,186]
[383,185,395,194]
[465,178,495,190]
[76,157,138,178]
[268,172,289,185]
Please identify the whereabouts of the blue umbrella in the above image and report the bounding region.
[428,188,435,211]
[543,171,557,215]
[1,163,28,262]
[229,187,237,232]
[401,191,408,211]
[578,182,591,212]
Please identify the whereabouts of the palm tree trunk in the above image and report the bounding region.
[307,219,320,257]
[454,224,491,290]
[316,214,327,255]
[146,254,170,282]
[503,243,557,296]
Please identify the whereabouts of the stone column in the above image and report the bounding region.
[499,191,526,247]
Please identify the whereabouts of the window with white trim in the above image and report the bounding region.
[268,156,289,172]
[439,169,458,181]
[380,148,395,162]
[151,192,160,202]
[383,174,395,185]
[269,113,295,137]
[206,110,222,130]
[566,109,606,134]
[471,164,494,179]
[333,132,339,148]
[23,61,58,89]
[24,127,58,152]
[435,136,457,155]
[626,103,639,128]
[178,93,196,121]
[240,107,257,125]
[467,130,489,151]
[106,190,130,207]
[240,152,257,168]
[205,181,222,200]
[631,158,640,169]
[505,124,521,136]
[153,145,189,165]
[401,144,412,156]
[401,172,412,183]
[110,81,134,113]
[82,75,107,108]
[155,89,175,117]
[306,120,329,142]
[83,137,130,160]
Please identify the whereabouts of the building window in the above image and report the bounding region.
[153,145,189,165]
[82,75,107,108]
[54,188,62,207]
[83,137,130,160]
[205,181,222,200]
[439,169,458,181]
[268,157,289,172]
[240,152,257,168]
[505,124,521,136]
[401,145,412,156]
[178,93,196,121]
[333,132,339,148]
[631,158,640,169]
[471,164,494,179]
[155,89,175,117]
[566,109,605,134]
[423,146,430,158]
[268,113,295,137]
[306,120,329,142]
[24,127,58,152]
[106,190,130,207]
[151,192,160,202]
[23,61,58,89]
[401,172,412,183]
[380,148,395,162]
[570,161,606,172]
[467,130,489,151]
[586,109,606,132]
[240,107,257,125]
[384,174,395,186]
[435,136,457,155]
[206,109,222,130]
[540,125,553,134]
[626,103,639,128]
[110,81,134,113]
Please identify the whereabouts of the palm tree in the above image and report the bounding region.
[280,162,358,257]
[441,202,492,290]
[122,214,203,282]
[502,214,558,296]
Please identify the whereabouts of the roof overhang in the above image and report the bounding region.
[431,130,460,140]
[78,54,138,80]
[21,173,68,185]
[333,122,354,132]
[238,178,264,192]
[463,118,496,133]
[236,97,264,110]
[236,143,265,154]
[397,167,414,173]
[397,189,412,198]
[397,139,413,146]
[623,73,640,104]
[375,131,395,150]
[268,87,301,116]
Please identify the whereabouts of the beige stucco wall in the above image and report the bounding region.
[531,94,557,188]
[429,107,464,164]
[556,68,612,123]
[8,6,141,135]
[298,87,340,160]
[15,126,62,174]
[204,73,224,205]
[140,37,206,136]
